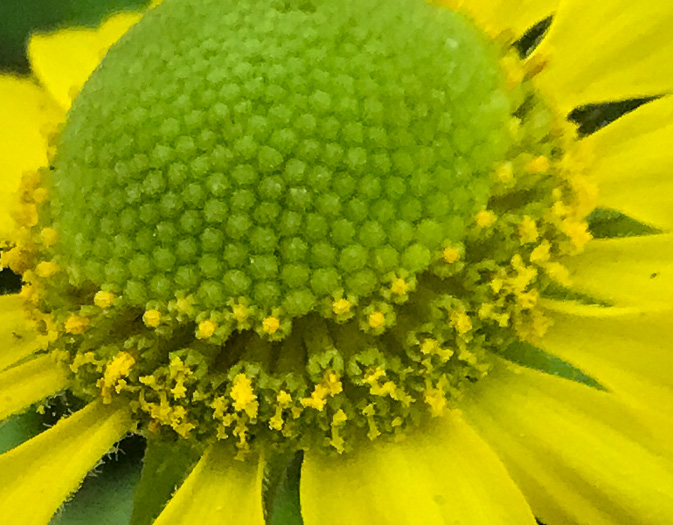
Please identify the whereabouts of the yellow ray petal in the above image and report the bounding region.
[28,12,143,112]
[302,411,536,525]
[152,444,264,525]
[582,96,673,229]
[0,77,61,243]
[463,362,673,525]
[437,0,558,38]
[539,300,673,445]
[532,2,673,114]
[0,401,131,525]
[0,294,46,373]
[0,354,69,422]
[564,233,673,308]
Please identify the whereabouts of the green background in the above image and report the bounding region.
[0,0,149,74]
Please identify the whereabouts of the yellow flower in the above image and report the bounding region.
[1,1,673,524]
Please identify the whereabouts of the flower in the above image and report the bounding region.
[1,0,672,524]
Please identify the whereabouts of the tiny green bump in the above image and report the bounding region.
[281,264,310,288]
[198,280,225,307]
[373,245,400,272]
[250,255,279,280]
[199,254,223,279]
[176,238,199,262]
[339,245,369,272]
[200,227,224,253]
[310,267,341,295]
[282,288,316,316]
[180,210,203,234]
[203,199,228,223]
[222,270,252,295]
[153,247,176,272]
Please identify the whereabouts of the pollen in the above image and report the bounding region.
[196,319,217,339]
[35,261,59,278]
[98,352,135,403]
[442,246,461,264]
[496,161,514,183]
[40,227,59,246]
[368,311,386,330]
[232,304,249,323]
[332,298,353,316]
[476,210,497,228]
[450,310,473,335]
[525,155,551,174]
[518,216,539,244]
[230,373,258,419]
[262,316,280,334]
[530,240,551,264]
[142,309,162,328]
[93,290,115,308]
[390,278,410,296]
[64,314,90,334]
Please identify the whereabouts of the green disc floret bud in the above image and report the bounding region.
[49,0,511,324]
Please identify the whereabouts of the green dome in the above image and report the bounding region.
[49,0,511,324]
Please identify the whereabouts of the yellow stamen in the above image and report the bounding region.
[368,311,385,330]
[98,352,135,403]
[525,155,551,174]
[35,261,59,278]
[230,373,259,418]
[442,246,460,263]
[94,290,115,308]
[262,315,280,334]
[450,310,472,335]
[390,278,409,296]
[143,309,162,328]
[475,209,496,228]
[518,215,539,244]
[196,319,217,339]
[332,298,352,316]
[232,304,249,322]
[65,314,90,334]
[496,161,514,183]
[40,227,59,246]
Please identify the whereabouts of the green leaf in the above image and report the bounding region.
[0,409,43,454]
[129,436,200,525]
[264,451,304,525]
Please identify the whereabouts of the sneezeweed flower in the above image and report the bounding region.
[1,0,672,523]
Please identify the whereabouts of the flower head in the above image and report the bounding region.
[1,0,673,523]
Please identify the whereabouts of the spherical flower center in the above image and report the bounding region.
[7,0,593,455]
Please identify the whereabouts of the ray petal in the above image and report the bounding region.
[152,444,265,525]
[0,294,46,373]
[532,2,673,113]
[0,77,60,242]
[301,411,536,525]
[463,362,673,525]
[564,233,673,308]
[0,354,69,422]
[0,401,132,525]
[580,96,673,230]
[437,0,558,38]
[28,12,143,112]
[538,300,673,445]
